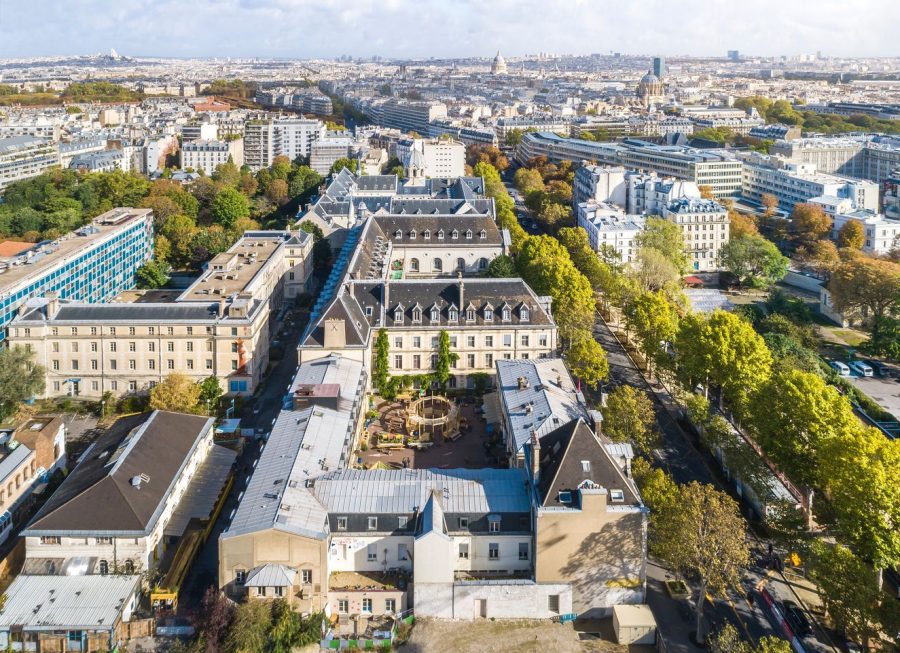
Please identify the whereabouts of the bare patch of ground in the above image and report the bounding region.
[401,618,641,653]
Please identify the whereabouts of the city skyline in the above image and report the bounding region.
[1,0,899,60]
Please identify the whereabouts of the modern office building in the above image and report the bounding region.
[740,153,879,212]
[772,135,900,183]
[180,138,244,172]
[8,230,313,398]
[517,133,742,197]
[0,135,59,192]
[652,56,666,79]
[244,118,325,170]
[0,207,154,341]
[379,100,448,136]
[309,137,355,175]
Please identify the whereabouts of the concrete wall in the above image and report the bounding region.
[535,493,646,617]
[783,270,824,294]
[414,581,572,620]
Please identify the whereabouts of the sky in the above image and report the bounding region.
[0,0,898,60]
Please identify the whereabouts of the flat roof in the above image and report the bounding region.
[0,574,141,631]
[0,208,152,295]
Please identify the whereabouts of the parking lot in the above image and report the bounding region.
[848,373,900,422]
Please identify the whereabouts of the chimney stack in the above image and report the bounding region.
[457,271,464,313]
[45,291,60,319]
[217,299,226,319]
[530,430,541,483]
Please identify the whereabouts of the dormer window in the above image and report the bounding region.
[520,306,529,322]
[479,229,487,239]
[451,229,459,240]
[412,307,422,323]
[437,229,444,240]
[430,307,440,322]
[409,229,417,240]
[466,308,475,322]
[395,229,402,239]
[484,307,493,321]
[424,229,431,240]
[502,307,511,321]
[394,306,404,323]
[465,229,473,240]
[448,307,458,321]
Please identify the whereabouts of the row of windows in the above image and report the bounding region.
[31,325,237,337]
[394,228,487,241]
[50,358,232,372]
[407,257,488,273]
[335,514,513,533]
[337,598,396,614]
[50,340,207,353]
[392,334,547,349]
[394,305,528,325]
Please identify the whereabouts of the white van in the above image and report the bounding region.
[830,361,851,376]
[0,511,13,547]
[849,361,873,377]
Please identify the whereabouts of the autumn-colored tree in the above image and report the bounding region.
[791,203,831,246]
[829,257,900,321]
[625,290,679,375]
[728,211,759,238]
[149,373,201,413]
[265,178,289,205]
[760,193,779,218]
[698,184,715,200]
[796,239,840,279]
[0,347,45,420]
[837,220,865,250]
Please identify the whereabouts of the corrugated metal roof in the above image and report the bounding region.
[313,468,531,515]
[245,563,296,588]
[0,574,141,630]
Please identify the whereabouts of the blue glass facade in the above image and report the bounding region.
[0,219,153,341]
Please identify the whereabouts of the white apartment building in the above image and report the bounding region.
[573,165,627,206]
[180,138,244,173]
[740,154,879,212]
[831,210,900,255]
[0,135,59,192]
[8,230,313,398]
[663,198,730,272]
[181,123,218,142]
[772,134,900,184]
[244,118,325,170]
[69,149,127,173]
[576,202,646,263]
[379,100,448,135]
[310,137,355,175]
[420,138,466,178]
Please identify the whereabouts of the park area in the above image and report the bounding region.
[358,393,505,470]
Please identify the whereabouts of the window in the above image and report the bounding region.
[467,336,476,348]
[437,229,444,240]
[448,308,458,321]
[503,335,512,347]
[129,381,137,392]
[398,543,409,561]
[458,517,469,529]
[385,598,396,613]
[502,307,511,321]
[484,308,493,321]
[484,335,493,347]
[71,342,79,353]
[367,544,377,561]
[235,570,246,585]
[367,516,378,530]
[467,354,475,368]
[518,542,529,560]
[539,335,548,347]
[52,360,59,370]
[394,355,403,369]
[337,516,348,530]
[521,335,530,347]
[424,229,431,240]
[478,257,488,270]
[409,258,419,272]
[258,587,267,597]
[99,560,109,575]
[465,229,473,240]
[187,360,194,370]
[338,599,349,613]
[167,359,175,370]
[485,353,493,367]
[458,543,469,559]
[167,341,174,352]
[394,229,402,239]
[430,307,439,322]
[433,258,443,272]
[274,586,284,597]
[148,359,155,370]
[110,342,117,352]
[488,543,499,560]
[90,342,98,352]
[456,257,465,271]
[610,489,625,502]
[409,229,416,240]
[520,307,529,322]
[581,461,591,472]
[206,359,213,370]
[413,336,421,348]
[129,327,135,336]
[52,342,59,353]
[301,569,312,584]
[394,307,404,323]
[124,559,135,574]
[466,308,475,322]
[40,536,61,545]
[362,598,373,613]
[412,354,421,368]
[451,229,459,240]
[394,336,403,348]
[558,491,573,504]
[96,537,113,545]
[398,516,408,529]
[489,516,501,532]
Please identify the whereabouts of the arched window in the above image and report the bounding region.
[409,258,420,272]
[433,258,443,272]
[465,230,473,240]
[124,559,135,574]
[423,229,431,240]
[430,307,439,322]
[456,258,465,271]
[479,230,487,239]
[451,229,459,240]
[395,229,402,239]
[99,560,109,575]
[478,257,488,270]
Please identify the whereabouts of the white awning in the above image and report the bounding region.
[482,392,501,425]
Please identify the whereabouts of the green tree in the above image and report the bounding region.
[372,328,390,395]
[809,541,900,648]
[211,187,250,231]
[288,166,322,198]
[329,157,358,175]
[298,221,331,269]
[709,623,791,653]
[837,220,865,250]
[828,257,900,321]
[434,330,459,389]
[0,347,45,420]
[149,373,201,413]
[226,599,271,653]
[632,247,680,292]
[513,167,545,195]
[197,376,223,413]
[651,482,751,643]
[862,316,900,360]
[485,254,516,278]
[159,214,199,268]
[625,290,679,375]
[635,217,689,273]
[563,333,609,389]
[674,310,772,412]
[212,161,241,188]
[601,385,658,455]
[270,155,293,181]
[268,599,301,653]
[718,234,789,289]
[537,201,571,233]
[135,260,171,289]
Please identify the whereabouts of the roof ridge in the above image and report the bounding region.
[539,418,583,507]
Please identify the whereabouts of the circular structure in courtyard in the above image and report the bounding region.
[406,395,460,444]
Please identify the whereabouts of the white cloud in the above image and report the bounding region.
[0,0,896,58]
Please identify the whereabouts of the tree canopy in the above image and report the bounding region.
[149,373,202,413]
[0,347,45,420]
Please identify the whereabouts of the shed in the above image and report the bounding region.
[612,604,657,645]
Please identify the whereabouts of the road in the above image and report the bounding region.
[591,314,807,649]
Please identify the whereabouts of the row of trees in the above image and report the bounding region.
[734,96,900,135]
[513,156,575,234]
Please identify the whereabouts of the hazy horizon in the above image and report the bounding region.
[1,0,898,61]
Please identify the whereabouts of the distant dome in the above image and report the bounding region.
[491,50,508,75]
[637,70,664,103]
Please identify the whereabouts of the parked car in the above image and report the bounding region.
[849,361,874,377]
[782,600,812,637]
[830,360,851,376]
[865,360,890,377]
